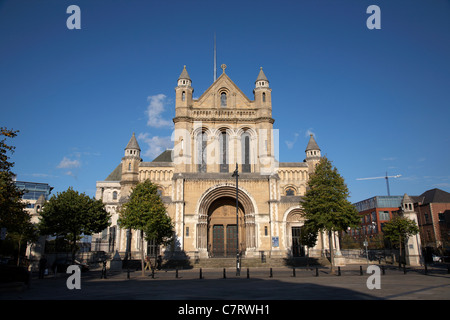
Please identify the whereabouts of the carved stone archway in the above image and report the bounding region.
[196,184,257,257]
[284,207,305,257]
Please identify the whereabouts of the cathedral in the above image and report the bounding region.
[94,64,333,261]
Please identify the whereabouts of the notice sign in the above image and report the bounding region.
[272,236,279,247]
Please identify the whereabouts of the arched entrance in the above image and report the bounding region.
[285,207,306,257]
[196,185,257,258]
[208,197,245,257]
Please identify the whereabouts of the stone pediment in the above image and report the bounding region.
[194,72,253,109]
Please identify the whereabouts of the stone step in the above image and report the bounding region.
[116,256,330,270]
[192,257,330,269]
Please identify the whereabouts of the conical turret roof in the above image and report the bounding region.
[125,132,141,151]
[305,134,320,151]
[256,67,268,82]
[178,65,191,80]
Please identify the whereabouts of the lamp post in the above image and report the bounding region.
[364,222,377,264]
[232,163,240,276]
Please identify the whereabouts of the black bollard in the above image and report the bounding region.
[199,268,203,279]
[152,269,155,279]
[176,268,179,278]
[315,267,319,277]
[381,265,385,275]
[424,263,428,275]
[269,268,273,278]
[293,268,296,277]
[360,265,363,276]
[247,268,250,279]
[403,264,407,274]
[223,268,226,279]
[337,266,341,276]
[127,268,130,279]
[101,260,107,279]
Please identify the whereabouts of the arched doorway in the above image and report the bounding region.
[196,185,257,258]
[208,197,245,257]
[285,208,306,257]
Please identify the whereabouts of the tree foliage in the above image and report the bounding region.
[38,187,110,260]
[383,215,419,264]
[118,180,173,274]
[118,180,173,246]
[301,156,360,269]
[0,127,28,233]
[302,157,360,232]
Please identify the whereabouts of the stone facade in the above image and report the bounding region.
[94,65,335,260]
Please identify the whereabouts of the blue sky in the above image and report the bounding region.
[1,0,449,203]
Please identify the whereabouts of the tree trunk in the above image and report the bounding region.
[72,233,77,264]
[16,237,22,266]
[328,230,335,272]
[141,230,145,277]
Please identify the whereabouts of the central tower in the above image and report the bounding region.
[172,65,276,175]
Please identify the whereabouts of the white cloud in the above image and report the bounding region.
[382,157,397,161]
[57,157,81,169]
[285,132,299,149]
[305,128,315,138]
[138,133,173,160]
[145,94,173,128]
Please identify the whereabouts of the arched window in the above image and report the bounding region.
[128,163,132,171]
[219,131,228,172]
[241,132,250,173]
[182,91,186,101]
[220,92,227,107]
[197,131,207,172]
[112,191,117,200]
[285,188,295,196]
[262,92,266,102]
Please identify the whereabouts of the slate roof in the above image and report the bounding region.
[152,149,173,162]
[419,188,450,204]
[125,133,141,151]
[305,134,320,151]
[105,164,122,181]
[256,67,268,82]
[178,65,191,80]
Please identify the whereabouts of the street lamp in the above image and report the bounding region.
[232,163,240,276]
[364,222,377,264]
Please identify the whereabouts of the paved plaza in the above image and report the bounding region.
[1,264,449,301]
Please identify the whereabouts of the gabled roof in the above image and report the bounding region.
[196,71,252,104]
[420,188,450,204]
[305,134,320,151]
[402,193,414,204]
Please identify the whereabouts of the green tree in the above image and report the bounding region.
[382,215,419,266]
[301,156,360,271]
[38,187,110,262]
[118,180,174,276]
[0,127,28,233]
[299,220,318,268]
[0,127,36,264]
